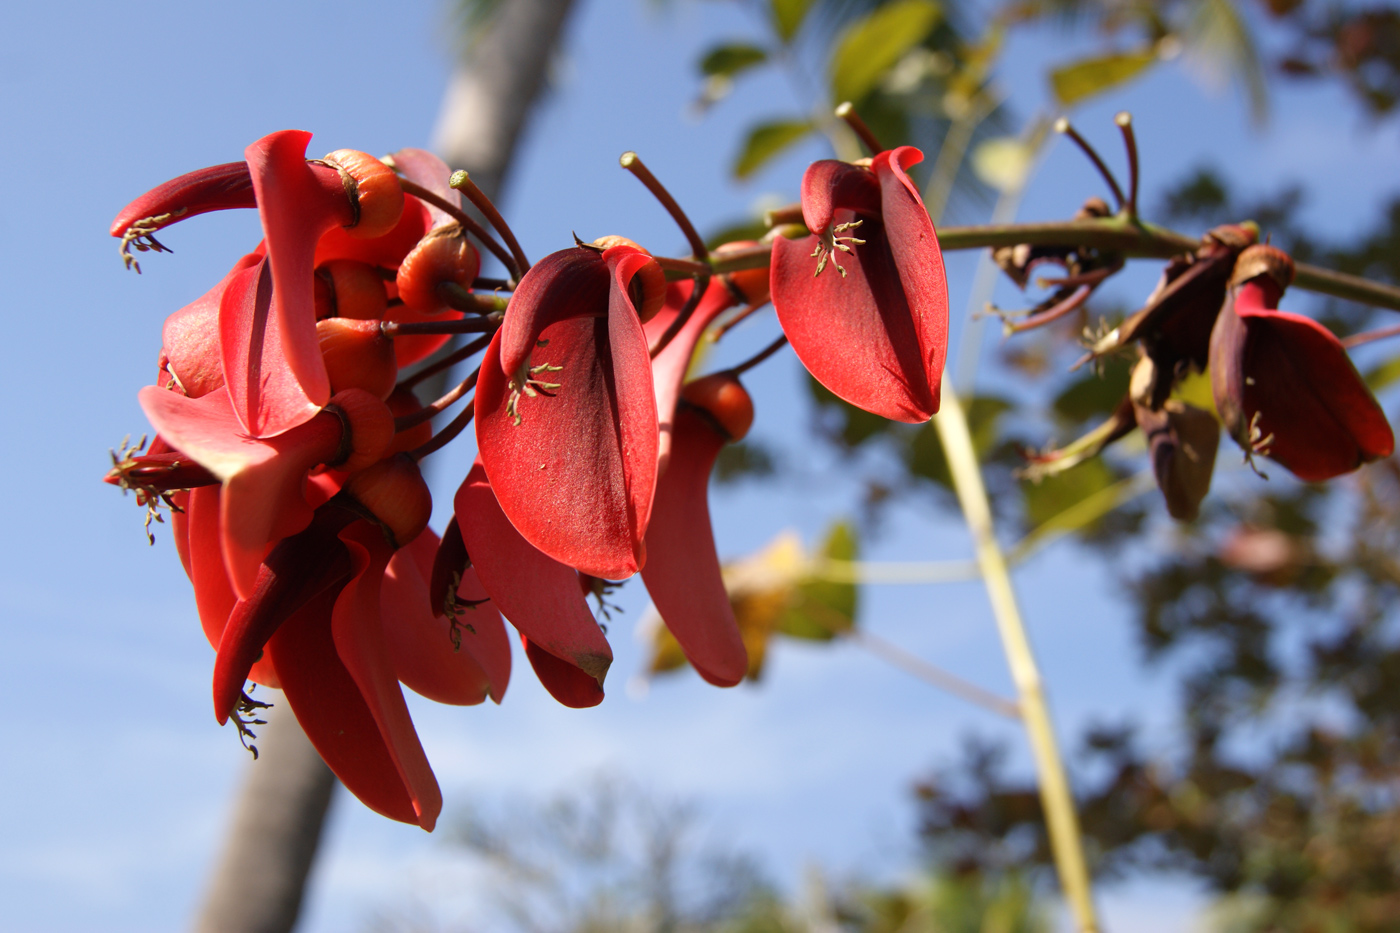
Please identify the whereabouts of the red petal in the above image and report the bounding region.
[523,636,604,709]
[138,385,342,597]
[455,460,612,688]
[640,408,747,687]
[110,161,256,238]
[185,486,280,688]
[772,148,947,423]
[1216,283,1393,480]
[383,527,512,706]
[162,253,261,398]
[169,488,192,577]
[268,587,426,827]
[475,251,659,578]
[314,196,430,268]
[498,247,611,378]
[242,130,352,431]
[800,160,881,235]
[388,149,462,229]
[330,522,442,831]
[646,279,737,473]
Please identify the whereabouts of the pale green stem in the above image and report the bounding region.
[814,557,981,584]
[933,384,1101,933]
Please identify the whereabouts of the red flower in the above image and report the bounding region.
[1209,245,1394,481]
[474,243,665,579]
[770,147,948,422]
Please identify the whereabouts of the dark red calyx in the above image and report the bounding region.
[111,162,257,272]
[211,500,360,722]
[105,449,219,493]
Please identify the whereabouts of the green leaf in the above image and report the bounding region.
[1049,48,1157,108]
[770,0,815,43]
[1021,457,1119,532]
[733,119,814,179]
[829,0,942,105]
[1365,355,1400,391]
[971,137,1034,194]
[699,42,769,78]
[809,375,896,448]
[778,522,860,640]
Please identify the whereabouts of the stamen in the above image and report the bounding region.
[118,209,186,273]
[811,220,866,278]
[106,434,197,545]
[506,360,564,426]
[230,687,273,760]
[1244,410,1273,478]
[441,570,491,652]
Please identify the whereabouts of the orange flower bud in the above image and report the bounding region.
[322,149,405,240]
[315,259,389,320]
[681,373,754,441]
[342,453,432,548]
[328,388,395,473]
[317,318,397,400]
[396,226,481,313]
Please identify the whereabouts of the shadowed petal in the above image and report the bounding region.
[641,406,747,687]
[645,279,737,473]
[383,526,511,705]
[162,252,262,398]
[523,637,605,708]
[455,460,612,690]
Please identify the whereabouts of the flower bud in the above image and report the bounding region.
[396,225,481,313]
[715,240,770,306]
[314,260,388,320]
[327,389,394,473]
[317,318,397,399]
[342,453,432,548]
[385,386,433,455]
[1229,244,1294,294]
[322,149,405,240]
[681,373,754,441]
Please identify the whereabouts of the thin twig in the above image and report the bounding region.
[619,152,708,259]
[407,401,475,461]
[381,315,500,337]
[449,170,531,276]
[655,255,711,277]
[846,629,1021,719]
[397,178,518,280]
[399,334,493,390]
[1343,320,1400,349]
[1055,118,1126,212]
[728,334,788,375]
[395,369,479,432]
[712,301,769,341]
[1114,112,1140,217]
[834,102,884,155]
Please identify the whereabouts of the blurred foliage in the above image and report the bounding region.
[374,777,1048,933]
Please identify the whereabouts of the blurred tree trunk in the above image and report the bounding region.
[189,3,577,930]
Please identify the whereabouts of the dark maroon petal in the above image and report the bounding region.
[110,161,256,239]
[497,246,611,378]
[641,406,747,687]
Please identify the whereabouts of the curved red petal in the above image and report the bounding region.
[640,408,747,687]
[646,279,737,473]
[169,488,192,577]
[110,161,256,238]
[163,253,261,399]
[455,460,612,687]
[330,522,442,831]
[243,130,348,428]
[523,637,605,708]
[498,247,612,377]
[475,271,659,578]
[268,588,422,826]
[800,160,881,235]
[383,527,511,706]
[218,255,320,437]
[1221,288,1393,480]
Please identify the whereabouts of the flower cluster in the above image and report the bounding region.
[106,129,949,828]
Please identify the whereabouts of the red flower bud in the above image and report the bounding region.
[681,372,755,441]
[328,388,395,473]
[315,260,389,321]
[321,149,405,240]
[714,240,770,306]
[396,225,481,313]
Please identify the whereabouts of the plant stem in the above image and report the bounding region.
[846,629,1021,719]
[698,219,1400,311]
[449,170,532,275]
[397,178,519,280]
[933,384,1100,933]
[619,151,708,260]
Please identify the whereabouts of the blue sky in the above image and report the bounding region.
[0,1,1393,931]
